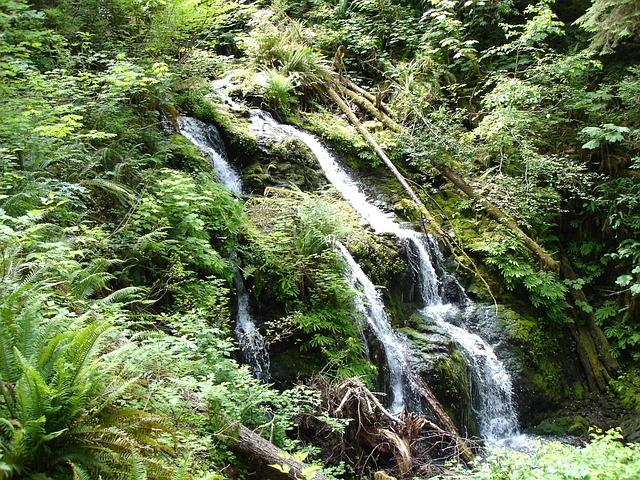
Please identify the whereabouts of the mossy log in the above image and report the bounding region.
[228,423,329,480]
[560,255,618,385]
[343,78,395,119]
[433,163,560,272]
[336,83,403,133]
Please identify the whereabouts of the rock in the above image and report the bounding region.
[568,415,590,436]
[373,472,396,480]
[621,412,640,443]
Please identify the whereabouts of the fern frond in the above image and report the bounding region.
[92,375,140,416]
[36,330,72,380]
[82,179,137,206]
[97,286,147,306]
[63,321,113,387]
[14,347,50,423]
[72,271,114,299]
[129,448,148,480]
[171,452,192,480]
[69,462,92,480]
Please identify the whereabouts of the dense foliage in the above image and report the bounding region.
[1,0,639,478]
[447,430,640,480]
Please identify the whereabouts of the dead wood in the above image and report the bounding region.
[329,378,472,477]
[343,78,395,118]
[433,163,560,272]
[226,423,329,480]
[335,83,403,133]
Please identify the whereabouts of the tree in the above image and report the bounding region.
[576,0,640,54]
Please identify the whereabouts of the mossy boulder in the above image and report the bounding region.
[191,96,326,194]
[533,415,590,436]
[166,134,215,173]
[402,311,478,437]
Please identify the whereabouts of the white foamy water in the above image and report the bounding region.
[179,116,243,194]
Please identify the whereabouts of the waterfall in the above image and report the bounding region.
[178,116,243,195]
[336,241,410,413]
[179,115,270,382]
[408,235,523,446]
[244,110,524,443]
[233,267,270,383]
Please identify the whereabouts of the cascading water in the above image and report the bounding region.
[179,116,270,382]
[233,267,270,383]
[244,109,524,444]
[178,116,243,195]
[408,235,524,446]
[335,241,410,413]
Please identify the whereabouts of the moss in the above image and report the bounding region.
[568,415,590,435]
[535,415,590,436]
[401,317,477,435]
[349,232,405,287]
[296,110,377,170]
[432,350,476,436]
[245,162,269,188]
[166,134,214,173]
[393,199,423,224]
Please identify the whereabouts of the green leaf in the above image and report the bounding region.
[581,139,600,149]
[616,274,633,287]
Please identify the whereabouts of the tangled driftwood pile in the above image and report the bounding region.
[228,378,473,479]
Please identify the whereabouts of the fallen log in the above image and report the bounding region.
[326,87,447,239]
[343,78,395,119]
[433,162,560,272]
[336,83,403,133]
[226,423,329,480]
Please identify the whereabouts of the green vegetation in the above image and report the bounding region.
[445,430,640,480]
[1,0,640,478]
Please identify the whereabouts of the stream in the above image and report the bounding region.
[181,93,527,446]
[244,109,526,446]
[179,115,270,383]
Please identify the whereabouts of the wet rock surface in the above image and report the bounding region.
[529,393,638,441]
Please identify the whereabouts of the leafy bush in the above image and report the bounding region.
[445,430,640,480]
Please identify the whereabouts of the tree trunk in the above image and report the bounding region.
[560,256,619,375]
[228,423,329,480]
[433,163,560,272]
[568,323,610,391]
[408,374,474,464]
[326,87,446,239]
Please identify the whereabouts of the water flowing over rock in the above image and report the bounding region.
[179,116,271,382]
[206,81,527,445]
[178,116,243,194]
[233,267,270,384]
[407,235,525,446]
[336,241,412,413]
[245,112,525,444]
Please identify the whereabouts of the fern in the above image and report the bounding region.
[82,178,137,206]
[98,286,147,306]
